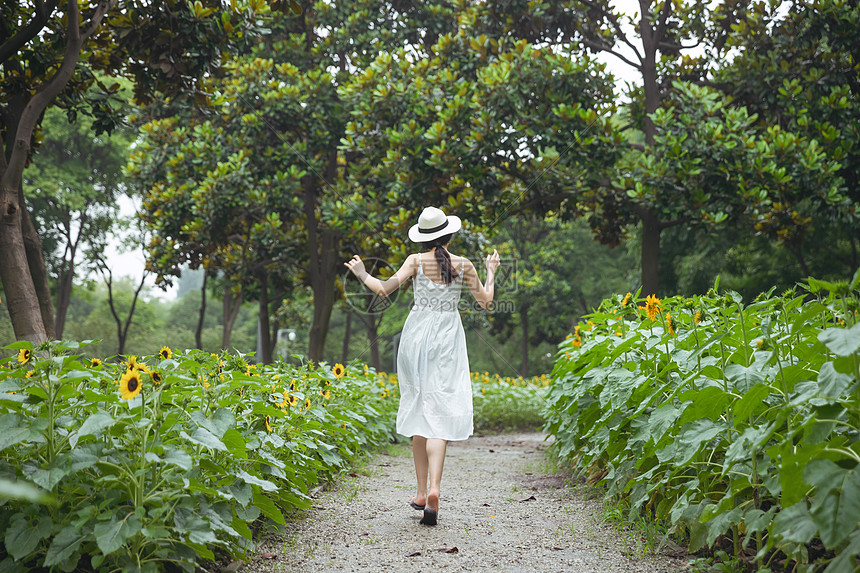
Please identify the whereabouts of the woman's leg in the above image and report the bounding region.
[412,435,428,505]
[425,438,447,512]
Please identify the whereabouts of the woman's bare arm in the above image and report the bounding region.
[463,250,500,309]
[344,254,417,297]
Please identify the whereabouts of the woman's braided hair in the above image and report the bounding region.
[421,233,457,285]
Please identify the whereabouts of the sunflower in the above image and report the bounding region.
[126,355,140,371]
[333,363,346,378]
[25,369,34,378]
[645,294,661,321]
[304,398,312,410]
[120,369,143,400]
[17,348,31,365]
[265,416,273,432]
[621,292,632,306]
[159,346,172,360]
[151,371,163,385]
[288,395,298,407]
[90,357,102,368]
[694,310,702,324]
[666,313,675,335]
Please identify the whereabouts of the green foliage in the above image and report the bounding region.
[471,372,549,433]
[545,277,860,570]
[0,343,398,571]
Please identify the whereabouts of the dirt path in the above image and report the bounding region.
[241,433,687,572]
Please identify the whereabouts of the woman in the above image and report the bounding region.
[344,206,500,526]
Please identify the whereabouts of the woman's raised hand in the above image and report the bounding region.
[485,249,500,273]
[344,255,366,277]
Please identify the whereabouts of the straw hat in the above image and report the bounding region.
[407,206,462,243]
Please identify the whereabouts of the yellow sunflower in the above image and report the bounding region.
[126,355,140,371]
[151,371,163,386]
[666,313,675,335]
[120,369,143,400]
[333,363,346,379]
[159,346,172,360]
[288,395,298,407]
[621,292,632,306]
[17,348,31,365]
[645,294,661,321]
[90,357,102,368]
[265,416,273,432]
[694,310,702,324]
[304,398,312,410]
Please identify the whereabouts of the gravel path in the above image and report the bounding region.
[240,433,688,572]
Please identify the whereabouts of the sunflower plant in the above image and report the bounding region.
[0,344,399,572]
[545,272,860,571]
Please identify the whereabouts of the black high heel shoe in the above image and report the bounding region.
[419,508,437,526]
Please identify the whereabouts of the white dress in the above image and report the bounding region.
[395,255,474,441]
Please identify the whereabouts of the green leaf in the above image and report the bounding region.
[252,490,285,525]
[5,513,52,561]
[773,502,817,544]
[236,469,277,492]
[819,323,860,356]
[0,413,41,450]
[70,410,114,448]
[162,446,193,471]
[43,525,84,567]
[0,478,54,504]
[94,511,142,556]
[182,427,227,452]
[825,529,860,573]
[190,409,235,439]
[221,428,247,459]
[732,383,774,421]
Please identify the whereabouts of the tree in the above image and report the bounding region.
[716,0,860,277]
[488,215,636,376]
[23,103,133,339]
[0,0,268,343]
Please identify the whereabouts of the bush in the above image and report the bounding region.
[544,276,860,571]
[471,372,549,433]
[0,344,398,572]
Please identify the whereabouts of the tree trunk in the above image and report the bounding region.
[303,157,340,362]
[308,276,337,362]
[366,315,381,371]
[257,273,272,364]
[341,309,352,363]
[21,199,56,339]
[521,303,529,377]
[640,209,662,296]
[222,288,242,349]
[195,271,207,349]
[54,264,74,339]
[0,0,111,342]
[0,181,46,343]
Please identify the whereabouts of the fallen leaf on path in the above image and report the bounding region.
[518,495,537,502]
[552,547,564,551]
[482,503,491,507]
[261,553,277,560]
[488,449,495,453]
[349,472,358,477]
[437,547,459,553]
[406,551,421,557]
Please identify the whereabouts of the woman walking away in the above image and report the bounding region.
[344,206,500,526]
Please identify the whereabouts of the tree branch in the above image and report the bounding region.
[580,38,643,71]
[654,0,674,46]
[3,0,114,191]
[578,0,644,62]
[0,0,59,65]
